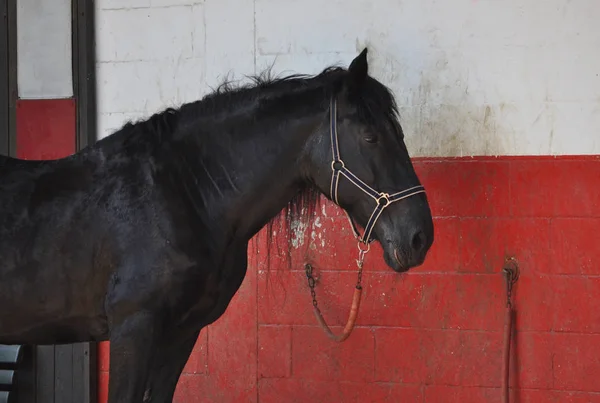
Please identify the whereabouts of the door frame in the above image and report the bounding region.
[0,0,16,156]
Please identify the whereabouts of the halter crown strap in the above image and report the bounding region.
[328,97,426,245]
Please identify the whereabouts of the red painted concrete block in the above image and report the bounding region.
[413,160,511,218]
[510,275,555,332]
[412,218,461,273]
[553,333,600,391]
[291,326,374,382]
[16,98,76,159]
[258,269,360,326]
[182,329,208,375]
[510,158,600,217]
[261,268,525,331]
[206,269,258,402]
[519,389,600,403]
[552,277,600,333]
[258,378,423,403]
[375,328,502,387]
[509,332,554,389]
[356,273,505,330]
[174,374,256,403]
[423,385,501,403]
[260,269,508,330]
[174,375,211,403]
[459,218,552,274]
[550,218,600,275]
[258,325,292,378]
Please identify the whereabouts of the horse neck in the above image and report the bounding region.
[163,98,326,244]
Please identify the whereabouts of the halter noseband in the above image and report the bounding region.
[328,97,426,256]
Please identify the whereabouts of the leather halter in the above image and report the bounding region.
[328,96,426,252]
[304,97,427,343]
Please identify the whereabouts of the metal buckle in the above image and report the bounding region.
[331,160,345,171]
[376,193,390,207]
[357,241,370,253]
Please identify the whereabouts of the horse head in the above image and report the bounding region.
[305,49,434,272]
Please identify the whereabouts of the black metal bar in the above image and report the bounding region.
[71,1,98,401]
[6,0,15,158]
[72,0,97,151]
[0,0,9,156]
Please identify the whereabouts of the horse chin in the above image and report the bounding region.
[382,247,410,273]
[382,245,425,273]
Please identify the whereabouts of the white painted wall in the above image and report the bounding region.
[96,0,600,156]
[17,0,73,99]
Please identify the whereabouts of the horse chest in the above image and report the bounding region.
[172,251,249,331]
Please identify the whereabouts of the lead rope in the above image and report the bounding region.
[305,245,368,342]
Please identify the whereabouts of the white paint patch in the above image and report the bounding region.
[321,204,328,217]
[290,219,307,249]
[17,0,73,99]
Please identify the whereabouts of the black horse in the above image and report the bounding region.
[0,49,433,402]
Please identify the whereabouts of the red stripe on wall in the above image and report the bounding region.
[16,98,76,159]
[97,155,600,403]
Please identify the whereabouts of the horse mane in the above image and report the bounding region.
[109,63,401,267]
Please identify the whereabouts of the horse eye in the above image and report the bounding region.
[364,135,378,144]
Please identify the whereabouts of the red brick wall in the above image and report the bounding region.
[98,155,600,403]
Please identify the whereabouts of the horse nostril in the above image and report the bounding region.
[411,230,426,252]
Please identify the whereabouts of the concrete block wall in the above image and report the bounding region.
[96,0,600,157]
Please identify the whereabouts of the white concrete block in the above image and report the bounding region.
[97,6,194,62]
[97,57,205,115]
[369,0,465,51]
[459,46,549,107]
[151,0,203,7]
[402,101,557,157]
[542,44,600,103]
[548,102,600,155]
[94,0,600,156]
[203,0,255,86]
[255,0,372,55]
[98,0,151,10]
[460,2,538,48]
[98,112,145,139]
[190,5,205,61]
[255,53,357,77]
[17,0,73,99]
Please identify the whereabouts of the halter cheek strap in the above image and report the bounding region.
[328,97,426,248]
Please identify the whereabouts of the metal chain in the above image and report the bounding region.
[305,241,369,310]
[305,264,319,308]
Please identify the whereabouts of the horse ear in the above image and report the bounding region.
[347,48,368,88]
